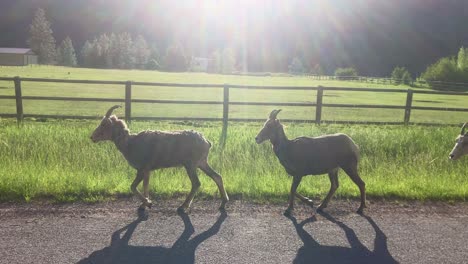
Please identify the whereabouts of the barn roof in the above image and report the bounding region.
[0,48,35,54]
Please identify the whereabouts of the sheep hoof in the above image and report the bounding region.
[219,200,228,211]
[357,207,365,215]
[219,207,227,214]
[146,200,153,208]
[316,204,326,212]
[304,198,314,207]
[177,206,190,214]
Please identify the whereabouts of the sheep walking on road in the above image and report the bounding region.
[255,109,366,214]
[91,105,229,212]
[449,123,468,160]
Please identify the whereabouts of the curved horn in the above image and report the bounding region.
[105,105,122,118]
[461,122,467,135]
[269,109,282,119]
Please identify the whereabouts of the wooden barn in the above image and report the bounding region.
[0,48,38,66]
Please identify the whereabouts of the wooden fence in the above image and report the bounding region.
[1,76,467,141]
[310,74,468,91]
[309,74,414,85]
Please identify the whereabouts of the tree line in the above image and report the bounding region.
[26,8,467,90]
[27,8,238,73]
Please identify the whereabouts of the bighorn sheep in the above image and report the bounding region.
[91,105,229,212]
[449,123,468,160]
[255,109,366,214]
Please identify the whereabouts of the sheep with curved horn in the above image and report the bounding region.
[91,105,229,212]
[449,122,468,160]
[255,109,366,214]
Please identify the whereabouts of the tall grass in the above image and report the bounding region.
[0,119,467,203]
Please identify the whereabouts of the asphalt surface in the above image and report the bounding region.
[1,199,468,264]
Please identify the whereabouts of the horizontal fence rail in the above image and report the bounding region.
[1,77,467,138]
[309,74,414,85]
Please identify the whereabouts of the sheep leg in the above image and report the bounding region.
[342,165,366,214]
[295,193,314,207]
[131,170,147,209]
[199,162,229,210]
[317,169,339,212]
[178,165,201,213]
[142,170,152,208]
[285,176,302,215]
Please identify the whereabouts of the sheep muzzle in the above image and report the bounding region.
[449,135,467,160]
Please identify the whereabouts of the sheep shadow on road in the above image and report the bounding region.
[286,212,398,264]
[77,209,227,264]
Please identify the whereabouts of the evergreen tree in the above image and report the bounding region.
[114,32,135,69]
[97,33,113,68]
[134,35,151,69]
[147,43,161,70]
[89,38,103,68]
[222,47,236,74]
[288,57,305,74]
[57,37,77,67]
[164,42,188,72]
[209,50,222,73]
[28,8,56,64]
[80,41,93,67]
[457,46,468,71]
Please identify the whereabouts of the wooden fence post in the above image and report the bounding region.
[125,81,132,124]
[404,89,413,125]
[14,76,23,124]
[220,84,230,146]
[315,86,323,125]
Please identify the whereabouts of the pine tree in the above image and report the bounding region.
[80,41,93,67]
[134,35,151,69]
[57,37,77,67]
[98,33,113,68]
[222,47,236,74]
[115,32,135,69]
[147,43,161,70]
[288,57,305,74]
[457,46,468,71]
[209,50,222,73]
[28,8,56,64]
[164,42,188,72]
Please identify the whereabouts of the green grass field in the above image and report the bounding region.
[0,66,467,203]
[0,65,467,124]
[0,119,467,203]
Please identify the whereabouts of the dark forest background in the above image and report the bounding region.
[1,0,468,76]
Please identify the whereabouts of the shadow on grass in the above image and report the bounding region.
[78,209,227,264]
[286,212,398,264]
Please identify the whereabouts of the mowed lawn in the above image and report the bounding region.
[0,65,467,124]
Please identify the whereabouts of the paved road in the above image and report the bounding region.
[1,199,467,264]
